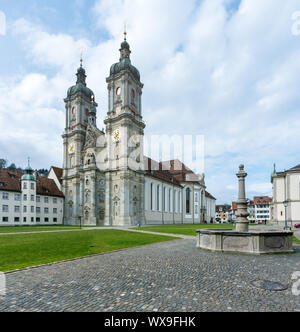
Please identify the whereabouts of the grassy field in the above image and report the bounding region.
[293,236,300,244]
[0,229,177,272]
[134,224,234,236]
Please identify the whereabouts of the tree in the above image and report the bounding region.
[7,163,17,171]
[0,159,7,169]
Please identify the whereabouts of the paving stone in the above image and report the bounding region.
[0,239,299,312]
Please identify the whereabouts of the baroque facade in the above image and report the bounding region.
[54,36,216,226]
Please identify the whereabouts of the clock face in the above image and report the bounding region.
[116,87,121,96]
[113,129,120,143]
[69,143,75,154]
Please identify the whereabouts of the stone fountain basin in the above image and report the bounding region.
[196,229,294,255]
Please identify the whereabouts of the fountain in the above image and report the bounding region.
[197,165,294,254]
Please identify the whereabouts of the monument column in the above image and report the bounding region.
[235,165,250,233]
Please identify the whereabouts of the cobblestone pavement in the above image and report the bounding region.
[0,239,300,312]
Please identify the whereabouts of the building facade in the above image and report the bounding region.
[271,164,300,227]
[0,167,64,225]
[59,36,216,226]
[215,205,231,223]
[231,196,272,224]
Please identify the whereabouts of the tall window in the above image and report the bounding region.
[150,183,154,211]
[174,190,177,213]
[23,182,27,189]
[31,183,34,190]
[163,187,167,212]
[157,185,160,211]
[2,192,9,200]
[145,182,148,211]
[169,189,172,212]
[186,188,191,214]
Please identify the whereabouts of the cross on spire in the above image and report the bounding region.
[80,48,84,67]
[124,21,127,40]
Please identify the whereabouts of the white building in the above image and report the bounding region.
[142,158,216,225]
[0,166,64,225]
[231,197,272,224]
[253,196,272,224]
[59,35,217,226]
[271,164,300,227]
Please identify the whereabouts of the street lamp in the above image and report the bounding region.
[79,215,82,230]
[283,200,289,231]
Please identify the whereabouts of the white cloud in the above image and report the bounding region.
[248,182,272,195]
[0,11,6,36]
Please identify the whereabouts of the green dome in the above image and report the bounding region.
[121,40,130,50]
[110,58,140,81]
[67,83,94,99]
[67,64,94,100]
[21,174,36,182]
[24,166,33,172]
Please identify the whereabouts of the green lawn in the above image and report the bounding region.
[134,224,234,236]
[293,236,300,244]
[0,230,177,272]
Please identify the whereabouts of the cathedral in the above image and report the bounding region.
[57,35,216,227]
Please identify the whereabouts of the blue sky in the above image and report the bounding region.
[0,0,300,204]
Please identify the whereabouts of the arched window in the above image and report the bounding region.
[179,191,182,214]
[145,182,148,211]
[186,188,191,214]
[163,187,167,212]
[169,188,173,213]
[157,185,160,211]
[150,183,154,211]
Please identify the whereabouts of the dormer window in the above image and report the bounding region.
[0,182,4,187]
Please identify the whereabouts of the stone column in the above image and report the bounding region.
[79,177,83,220]
[91,175,96,219]
[235,165,250,233]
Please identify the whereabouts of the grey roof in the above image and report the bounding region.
[110,57,140,81]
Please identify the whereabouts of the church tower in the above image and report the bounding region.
[62,59,98,225]
[104,33,145,226]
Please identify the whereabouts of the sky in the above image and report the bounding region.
[0,0,300,204]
